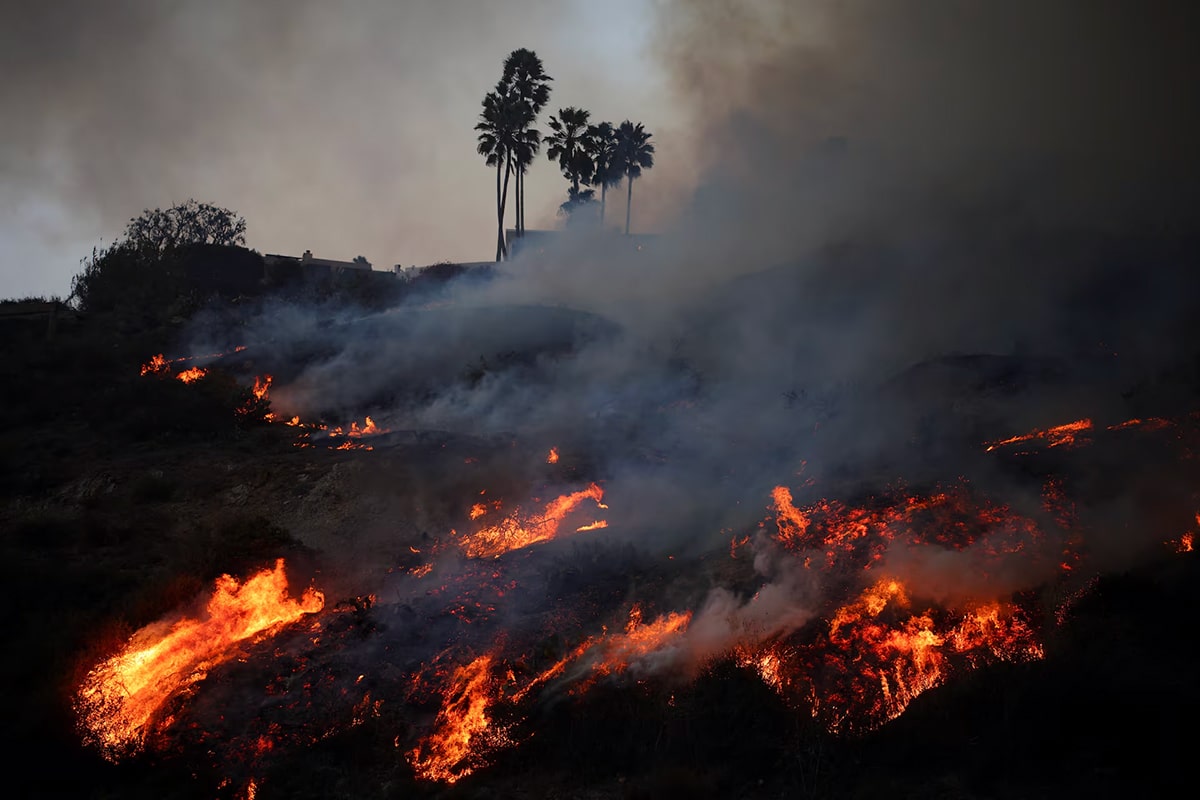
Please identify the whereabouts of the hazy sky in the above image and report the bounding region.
[0,0,683,299]
[5,1,1198,302]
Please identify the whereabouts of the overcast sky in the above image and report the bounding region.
[0,0,684,299]
[5,1,1198,302]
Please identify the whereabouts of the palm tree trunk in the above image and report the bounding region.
[495,161,503,262]
[600,183,606,226]
[516,169,523,235]
[625,176,633,235]
[499,160,513,260]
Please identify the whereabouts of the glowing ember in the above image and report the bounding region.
[984,418,1093,451]
[546,447,559,464]
[768,480,1044,568]
[76,559,324,760]
[407,654,512,784]
[457,483,606,558]
[1107,417,1174,432]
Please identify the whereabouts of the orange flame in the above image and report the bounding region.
[175,366,208,384]
[546,447,559,464]
[76,559,324,760]
[457,484,606,558]
[407,654,511,783]
[587,605,692,678]
[328,416,390,438]
[251,375,273,402]
[140,354,170,376]
[771,486,811,548]
[984,418,1093,451]
[802,578,1042,732]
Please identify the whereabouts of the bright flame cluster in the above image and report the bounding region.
[76,559,323,760]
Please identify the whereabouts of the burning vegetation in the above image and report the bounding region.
[56,401,1200,795]
[75,559,323,760]
[1,284,1189,800]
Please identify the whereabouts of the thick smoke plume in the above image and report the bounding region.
[176,1,1200,608]
[94,4,1200,762]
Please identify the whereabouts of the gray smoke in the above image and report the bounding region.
[167,0,1200,663]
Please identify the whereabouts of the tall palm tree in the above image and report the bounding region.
[501,49,552,237]
[546,107,595,210]
[614,120,655,236]
[586,121,621,227]
[476,88,525,261]
[510,125,540,235]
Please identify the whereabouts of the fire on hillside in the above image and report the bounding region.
[71,403,1200,794]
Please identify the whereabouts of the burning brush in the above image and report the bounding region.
[71,408,1200,792]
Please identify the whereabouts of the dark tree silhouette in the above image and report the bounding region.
[476,88,529,261]
[500,49,552,237]
[586,121,621,227]
[614,121,655,235]
[546,107,595,215]
[70,200,248,316]
[122,199,246,255]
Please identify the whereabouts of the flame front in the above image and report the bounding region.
[984,418,1093,451]
[407,654,511,784]
[587,605,692,678]
[458,483,606,558]
[76,559,324,760]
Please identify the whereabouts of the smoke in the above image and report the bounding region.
[0,0,665,296]
[154,0,1200,725]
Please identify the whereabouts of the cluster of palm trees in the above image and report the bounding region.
[476,49,655,261]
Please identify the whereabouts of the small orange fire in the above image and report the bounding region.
[546,447,559,464]
[328,416,389,438]
[251,374,273,402]
[457,483,607,559]
[984,418,1093,451]
[140,354,170,376]
[140,346,247,377]
[175,366,208,384]
[76,559,324,760]
[587,605,692,678]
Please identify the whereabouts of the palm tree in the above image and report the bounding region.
[476,88,525,261]
[546,107,595,202]
[510,125,541,236]
[614,120,655,235]
[586,122,621,227]
[501,49,552,237]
